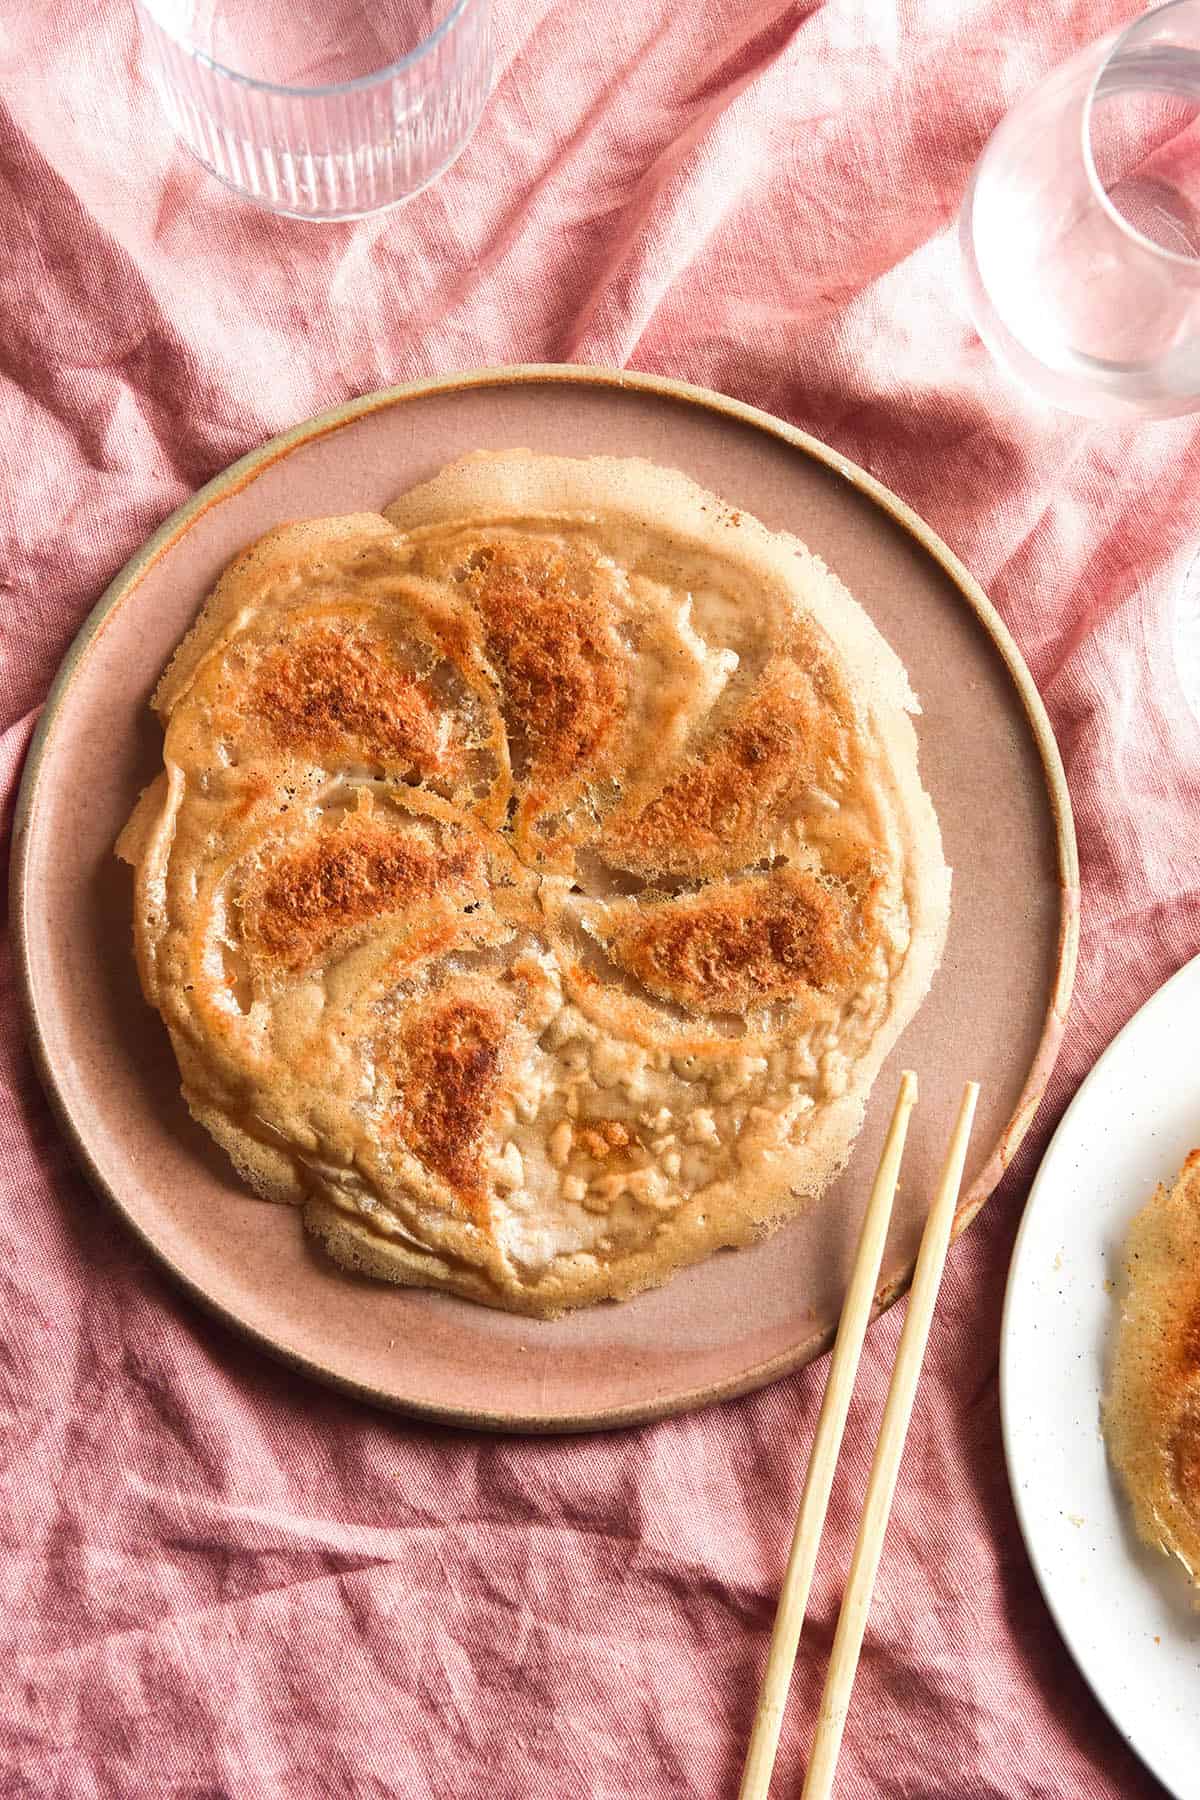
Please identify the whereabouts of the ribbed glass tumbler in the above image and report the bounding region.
[135,0,493,220]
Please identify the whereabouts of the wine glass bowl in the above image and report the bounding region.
[961,0,1200,418]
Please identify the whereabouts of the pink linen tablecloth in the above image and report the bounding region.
[3,3,1199,1795]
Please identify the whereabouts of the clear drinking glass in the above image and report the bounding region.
[135,0,493,220]
[961,0,1200,417]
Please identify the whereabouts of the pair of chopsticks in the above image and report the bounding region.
[739,1072,980,1800]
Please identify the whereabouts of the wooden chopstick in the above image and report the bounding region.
[738,1076,980,1800]
[801,1079,980,1800]
[738,1070,919,1800]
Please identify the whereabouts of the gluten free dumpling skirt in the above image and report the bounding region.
[117,452,950,1316]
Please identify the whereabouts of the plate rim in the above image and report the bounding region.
[1000,952,1200,1800]
[10,362,1080,1432]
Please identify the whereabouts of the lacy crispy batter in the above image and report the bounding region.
[117,453,951,1316]
[1104,1150,1200,1600]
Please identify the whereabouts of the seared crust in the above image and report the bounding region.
[600,868,875,1016]
[242,817,487,977]
[605,647,851,878]
[1104,1150,1200,1599]
[252,621,461,777]
[462,540,624,782]
[118,452,951,1316]
[386,984,514,1218]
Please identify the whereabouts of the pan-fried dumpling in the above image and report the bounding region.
[1104,1150,1200,1598]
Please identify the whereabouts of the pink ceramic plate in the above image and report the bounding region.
[11,367,1077,1432]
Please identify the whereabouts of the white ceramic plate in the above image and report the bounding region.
[1002,954,1200,1800]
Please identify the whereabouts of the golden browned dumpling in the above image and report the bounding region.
[117,453,950,1316]
[1104,1150,1200,1598]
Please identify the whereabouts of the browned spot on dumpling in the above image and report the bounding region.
[579,1120,633,1159]
[390,995,509,1215]
[244,822,484,975]
[460,540,624,793]
[608,646,851,875]
[1181,1296,1200,1377]
[603,867,876,1015]
[251,624,456,777]
[1173,1406,1200,1510]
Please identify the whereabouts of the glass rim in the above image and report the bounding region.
[134,0,478,98]
[1082,0,1200,270]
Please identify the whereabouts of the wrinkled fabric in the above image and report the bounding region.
[2,2,1198,1795]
